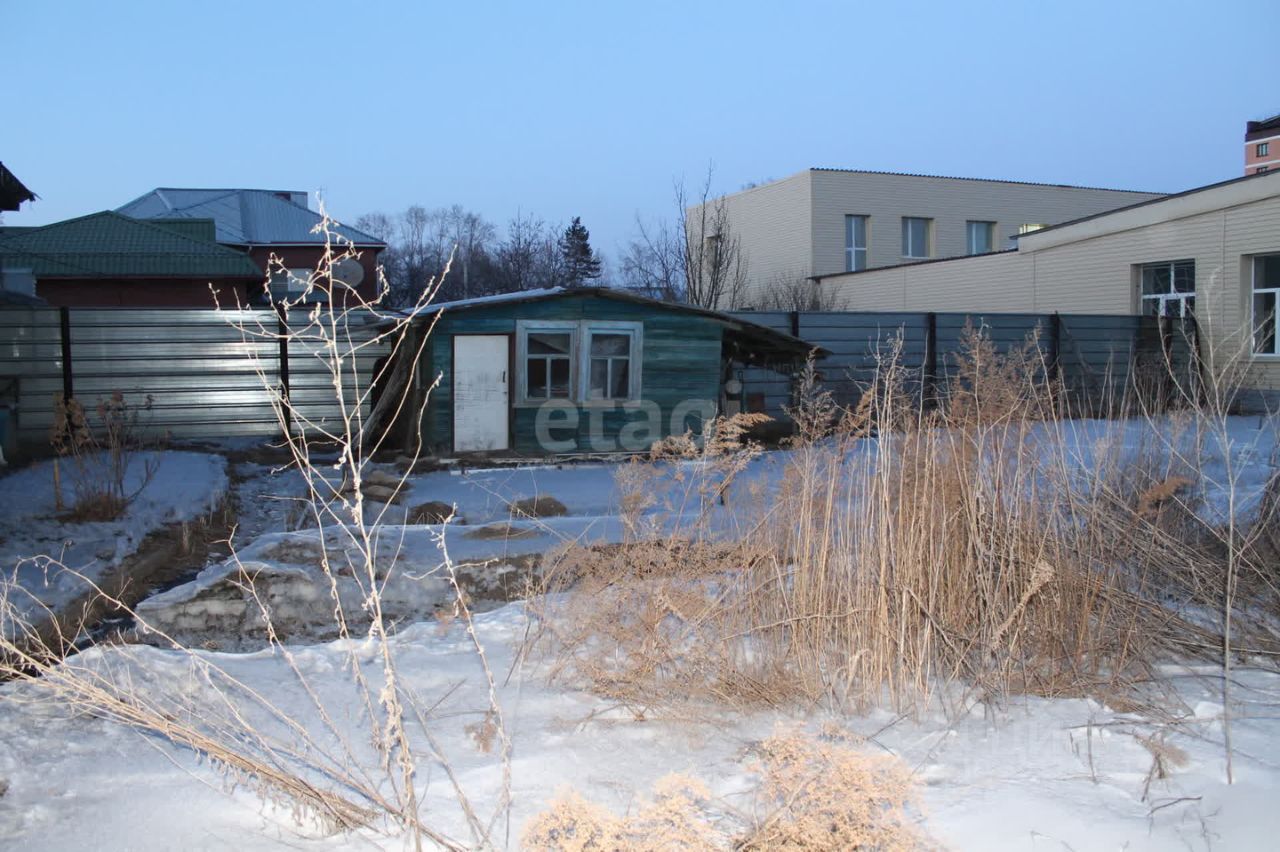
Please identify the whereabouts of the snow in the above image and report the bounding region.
[1,603,1279,850]
[0,451,228,620]
[0,418,1278,850]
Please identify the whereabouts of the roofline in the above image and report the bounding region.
[810,249,1019,282]
[808,167,1164,195]
[0,209,259,257]
[700,167,1165,208]
[1016,169,1280,247]
[397,286,823,355]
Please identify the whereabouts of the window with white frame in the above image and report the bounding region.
[966,221,995,255]
[845,215,867,271]
[901,217,930,259]
[585,326,640,400]
[1258,142,1270,157]
[1258,166,1271,175]
[1252,254,1280,355]
[516,320,642,402]
[1139,260,1196,318]
[268,267,314,296]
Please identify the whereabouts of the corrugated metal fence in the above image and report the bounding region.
[0,307,388,453]
[730,310,1197,420]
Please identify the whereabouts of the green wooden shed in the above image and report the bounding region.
[393,287,814,456]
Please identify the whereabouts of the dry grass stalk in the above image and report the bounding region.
[49,391,160,522]
[2,215,511,849]
[535,324,1280,719]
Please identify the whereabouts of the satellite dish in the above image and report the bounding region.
[331,258,365,288]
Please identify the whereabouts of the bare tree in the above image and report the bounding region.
[756,270,849,311]
[679,166,749,310]
[494,212,565,292]
[620,214,684,302]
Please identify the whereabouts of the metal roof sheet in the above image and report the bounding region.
[117,188,385,247]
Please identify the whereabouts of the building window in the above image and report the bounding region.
[1253,255,1280,355]
[585,327,640,400]
[901,217,930,259]
[1257,166,1271,174]
[1140,260,1196,318]
[845,215,867,271]
[966,221,995,255]
[1259,142,1271,157]
[268,267,314,297]
[516,320,643,402]
[523,329,574,400]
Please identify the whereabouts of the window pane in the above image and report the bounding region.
[903,218,927,256]
[1256,292,1276,353]
[549,358,571,397]
[527,358,547,398]
[529,332,572,355]
[610,360,629,398]
[1142,265,1171,296]
[1173,261,1195,293]
[589,358,608,398]
[590,333,630,356]
[1257,255,1280,290]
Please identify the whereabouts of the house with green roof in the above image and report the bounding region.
[0,211,263,307]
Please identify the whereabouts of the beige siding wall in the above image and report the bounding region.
[808,170,1162,279]
[819,184,1280,390]
[688,173,812,308]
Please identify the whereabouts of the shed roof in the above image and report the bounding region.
[400,287,822,362]
[0,211,263,279]
[117,188,385,247]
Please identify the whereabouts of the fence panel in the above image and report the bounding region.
[0,307,390,453]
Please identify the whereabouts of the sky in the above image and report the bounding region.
[3,0,1276,265]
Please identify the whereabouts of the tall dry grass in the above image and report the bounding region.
[535,325,1280,719]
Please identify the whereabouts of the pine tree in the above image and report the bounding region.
[558,216,602,286]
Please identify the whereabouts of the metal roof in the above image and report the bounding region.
[0,211,262,279]
[116,188,385,247]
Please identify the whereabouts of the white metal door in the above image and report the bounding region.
[453,335,510,452]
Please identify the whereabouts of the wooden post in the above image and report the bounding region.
[58,306,73,401]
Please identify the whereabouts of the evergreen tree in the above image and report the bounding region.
[558,216,602,286]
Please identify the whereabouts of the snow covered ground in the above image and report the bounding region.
[0,451,228,620]
[1,418,1278,850]
[1,602,1278,850]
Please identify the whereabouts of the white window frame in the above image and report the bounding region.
[966,221,995,255]
[1252,254,1280,357]
[516,320,578,404]
[514,319,643,404]
[268,267,315,296]
[901,217,930,259]
[1139,260,1196,318]
[845,215,868,272]
[1259,142,1270,157]
[582,322,643,402]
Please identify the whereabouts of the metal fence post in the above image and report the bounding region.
[1048,312,1062,384]
[58,306,73,401]
[276,306,292,435]
[924,312,938,409]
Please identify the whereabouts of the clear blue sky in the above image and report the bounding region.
[4,0,1276,264]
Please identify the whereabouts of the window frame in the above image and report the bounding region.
[901,217,931,259]
[515,320,578,404]
[1138,259,1196,319]
[1252,254,1280,357]
[1258,142,1270,157]
[844,214,868,272]
[965,220,996,255]
[514,319,644,405]
[581,321,643,402]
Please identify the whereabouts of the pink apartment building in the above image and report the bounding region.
[1246,115,1280,174]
